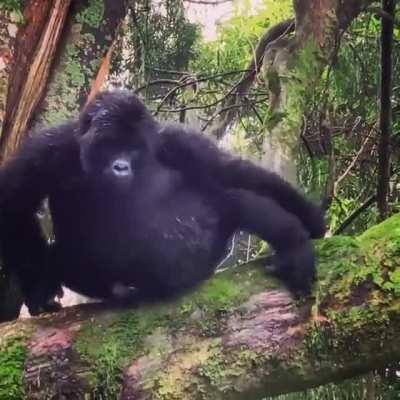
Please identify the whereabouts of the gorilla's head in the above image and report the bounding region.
[77,90,159,189]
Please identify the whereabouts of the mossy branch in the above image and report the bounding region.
[1,214,400,399]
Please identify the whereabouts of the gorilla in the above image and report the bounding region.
[0,90,325,316]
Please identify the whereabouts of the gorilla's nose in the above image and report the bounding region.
[112,159,131,176]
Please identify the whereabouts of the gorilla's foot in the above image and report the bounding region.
[28,299,62,316]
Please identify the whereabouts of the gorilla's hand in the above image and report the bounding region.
[273,241,316,296]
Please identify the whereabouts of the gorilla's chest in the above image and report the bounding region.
[49,171,222,264]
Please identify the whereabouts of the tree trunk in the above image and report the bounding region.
[0,0,126,322]
[0,0,71,163]
[376,0,395,221]
[1,214,400,399]
[0,2,24,138]
[260,0,375,182]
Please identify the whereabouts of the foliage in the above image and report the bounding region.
[299,13,400,233]
[0,0,22,13]
[112,0,200,99]
[0,0,23,22]
[0,337,26,400]
[193,0,292,75]
[179,3,400,235]
[75,311,154,398]
[184,0,292,140]
[75,0,105,28]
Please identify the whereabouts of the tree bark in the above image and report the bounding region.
[1,214,400,399]
[0,3,25,139]
[0,0,72,163]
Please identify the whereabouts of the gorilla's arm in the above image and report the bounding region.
[158,125,326,239]
[0,122,76,313]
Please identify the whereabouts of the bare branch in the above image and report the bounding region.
[333,194,377,235]
[153,69,251,115]
[135,79,181,94]
[334,126,376,194]
[209,18,295,138]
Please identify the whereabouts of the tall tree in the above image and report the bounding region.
[377,0,395,220]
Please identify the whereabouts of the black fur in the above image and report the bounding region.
[0,90,325,315]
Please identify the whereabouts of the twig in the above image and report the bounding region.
[134,79,181,93]
[209,18,295,139]
[333,195,377,235]
[333,126,375,194]
[368,6,400,27]
[155,95,267,116]
[154,70,251,115]
[201,104,244,130]
[300,115,314,159]
[148,68,191,76]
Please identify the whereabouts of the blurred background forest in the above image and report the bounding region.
[0,0,399,398]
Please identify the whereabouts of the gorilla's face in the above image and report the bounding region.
[77,91,158,190]
[79,129,142,188]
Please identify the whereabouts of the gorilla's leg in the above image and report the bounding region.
[1,214,62,316]
[228,189,315,295]
[0,123,75,317]
[22,241,62,316]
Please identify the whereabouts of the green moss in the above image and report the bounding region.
[358,213,400,245]
[150,338,263,400]
[198,344,261,392]
[178,262,279,336]
[315,236,364,303]
[261,38,323,169]
[75,308,171,397]
[304,321,332,362]
[76,0,105,28]
[285,39,321,129]
[305,214,400,368]
[197,345,225,388]
[314,214,400,309]
[73,261,280,396]
[305,304,395,371]
[0,336,27,400]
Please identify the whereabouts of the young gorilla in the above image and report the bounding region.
[0,90,325,316]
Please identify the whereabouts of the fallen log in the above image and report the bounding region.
[1,214,400,399]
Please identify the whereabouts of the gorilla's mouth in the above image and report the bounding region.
[111,158,132,177]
